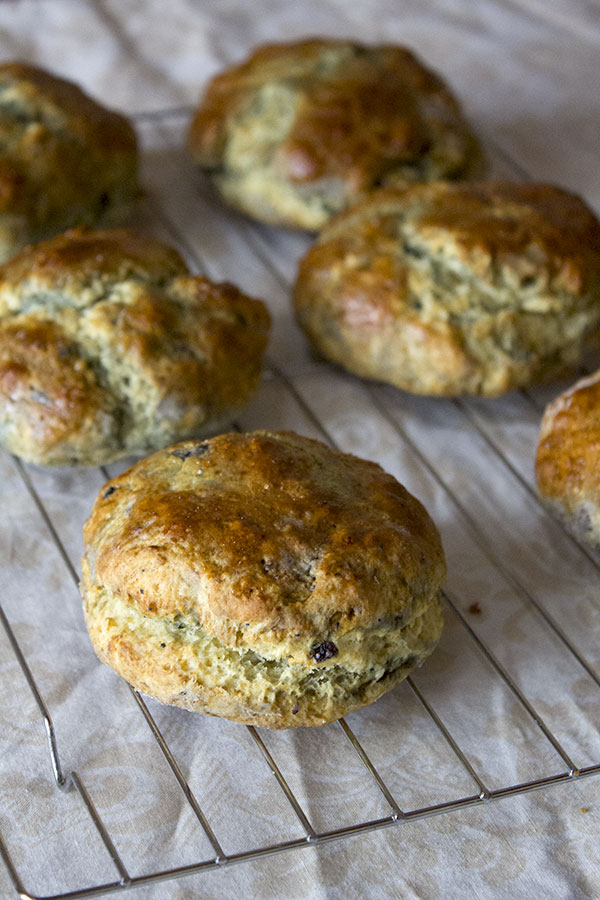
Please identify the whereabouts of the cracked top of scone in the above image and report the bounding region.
[293,181,600,396]
[83,431,446,661]
[0,63,138,261]
[188,39,484,230]
[0,228,270,465]
[536,371,600,548]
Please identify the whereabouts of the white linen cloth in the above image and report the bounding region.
[0,2,598,898]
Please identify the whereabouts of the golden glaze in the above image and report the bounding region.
[0,318,116,453]
[412,182,600,293]
[86,431,445,638]
[0,226,185,303]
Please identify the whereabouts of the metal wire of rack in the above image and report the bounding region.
[0,109,599,899]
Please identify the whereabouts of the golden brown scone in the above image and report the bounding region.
[293,181,600,396]
[0,63,138,261]
[0,228,270,465]
[187,39,484,230]
[536,371,600,548]
[81,431,446,727]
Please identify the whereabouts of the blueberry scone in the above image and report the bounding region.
[81,431,446,727]
[0,228,270,464]
[188,39,483,230]
[294,182,600,395]
[0,63,138,260]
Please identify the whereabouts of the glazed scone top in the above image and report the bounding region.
[0,63,137,256]
[0,228,270,465]
[188,39,483,229]
[316,181,600,296]
[0,226,186,314]
[84,431,446,664]
[293,181,600,396]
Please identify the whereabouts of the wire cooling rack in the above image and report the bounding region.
[1,111,599,899]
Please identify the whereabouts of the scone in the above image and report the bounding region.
[0,62,138,262]
[81,431,446,728]
[293,182,600,396]
[0,228,270,465]
[536,371,600,548]
[187,39,484,230]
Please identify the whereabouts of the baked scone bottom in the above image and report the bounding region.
[82,560,443,728]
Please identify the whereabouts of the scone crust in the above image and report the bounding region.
[81,431,446,727]
[536,370,600,547]
[188,39,483,230]
[293,181,600,396]
[0,228,270,465]
[0,62,138,260]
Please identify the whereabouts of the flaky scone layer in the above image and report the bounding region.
[81,431,446,727]
[294,182,600,396]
